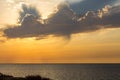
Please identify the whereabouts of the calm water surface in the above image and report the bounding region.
[0,64,120,80]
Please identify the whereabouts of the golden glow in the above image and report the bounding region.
[0,0,120,63]
[0,28,120,63]
[41,16,48,20]
[2,0,62,23]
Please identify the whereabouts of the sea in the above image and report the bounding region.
[0,64,120,80]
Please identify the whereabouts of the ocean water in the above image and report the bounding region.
[0,64,120,80]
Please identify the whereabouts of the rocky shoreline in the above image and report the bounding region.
[0,73,51,80]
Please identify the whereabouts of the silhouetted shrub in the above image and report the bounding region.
[0,73,51,80]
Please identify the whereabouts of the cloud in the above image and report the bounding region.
[101,6,120,27]
[4,3,77,39]
[76,5,120,32]
[66,0,82,4]
[3,3,120,40]
[18,4,41,23]
[69,0,118,14]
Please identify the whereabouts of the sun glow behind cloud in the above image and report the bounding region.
[5,0,83,20]
[0,0,120,63]
[6,0,65,20]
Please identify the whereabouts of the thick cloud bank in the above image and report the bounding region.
[69,0,117,14]
[3,3,120,39]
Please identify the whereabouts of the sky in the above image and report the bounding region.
[0,0,120,63]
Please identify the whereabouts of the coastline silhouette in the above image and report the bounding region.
[0,73,51,80]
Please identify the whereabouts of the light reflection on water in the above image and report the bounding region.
[0,64,120,80]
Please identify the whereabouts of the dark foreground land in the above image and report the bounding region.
[0,73,51,80]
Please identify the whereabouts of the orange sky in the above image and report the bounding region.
[0,0,120,63]
[0,28,120,63]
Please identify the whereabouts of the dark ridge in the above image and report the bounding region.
[0,73,52,80]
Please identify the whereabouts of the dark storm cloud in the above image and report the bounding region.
[69,0,117,14]
[3,3,120,39]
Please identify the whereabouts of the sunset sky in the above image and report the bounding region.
[0,0,120,63]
